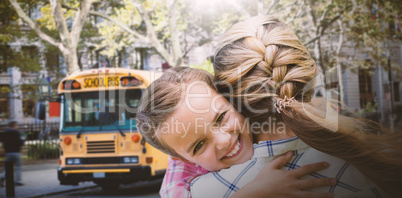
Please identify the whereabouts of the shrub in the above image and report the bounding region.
[27,142,59,159]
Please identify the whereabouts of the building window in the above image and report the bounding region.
[358,68,374,109]
[21,46,39,60]
[21,84,36,117]
[23,99,35,117]
[394,82,400,102]
[0,45,13,73]
[46,48,61,71]
[0,99,8,118]
[0,85,10,118]
[325,67,339,89]
[17,46,41,73]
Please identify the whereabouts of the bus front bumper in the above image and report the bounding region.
[58,165,155,185]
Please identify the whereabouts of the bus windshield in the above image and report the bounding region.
[62,89,142,133]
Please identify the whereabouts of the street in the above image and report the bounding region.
[0,161,162,198]
[44,179,162,198]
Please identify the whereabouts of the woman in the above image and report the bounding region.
[201,15,402,197]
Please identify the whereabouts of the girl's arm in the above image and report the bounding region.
[160,157,209,198]
[162,152,335,198]
[231,152,336,198]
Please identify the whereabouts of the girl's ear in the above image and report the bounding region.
[314,64,317,75]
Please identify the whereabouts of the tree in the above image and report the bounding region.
[345,0,402,69]
[68,0,185,67]
[82,0,256,68]
[9,0,93,75]
[0,0,43,73]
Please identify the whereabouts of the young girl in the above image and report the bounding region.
[137,67,336,198]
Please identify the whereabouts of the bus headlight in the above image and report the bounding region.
[74,158,81,164]
[122,157,138,164]
[123,157,131,163]
[66,158,82,165]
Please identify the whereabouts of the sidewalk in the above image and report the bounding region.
[0,160,96,198]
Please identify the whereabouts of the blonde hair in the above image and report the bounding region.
[136,67,216,160]
[214,15,402,196]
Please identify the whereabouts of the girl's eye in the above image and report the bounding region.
[194,141,204,154]
[216,111,227,123]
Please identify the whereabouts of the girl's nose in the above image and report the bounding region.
[215,132,231,151]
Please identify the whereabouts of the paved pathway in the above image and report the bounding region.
[0,162,96,198]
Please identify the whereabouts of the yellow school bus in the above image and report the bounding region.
[57,68,168,191]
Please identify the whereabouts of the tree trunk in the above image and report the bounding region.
[63,48,80,74]
[257,0,264,15]
[336,20,345,107]
[336,62,345,106]
[166,0,183,66]
[313,39,327,88]
[133,0,178,67]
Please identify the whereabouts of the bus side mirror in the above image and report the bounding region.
[36,102,46,120]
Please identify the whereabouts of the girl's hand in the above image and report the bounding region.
[231,152,336,198]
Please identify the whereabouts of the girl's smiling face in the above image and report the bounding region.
[157,82,254,171]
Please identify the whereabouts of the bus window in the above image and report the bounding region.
[74,98,82,123]
[128,99,139,108]
[61,89,143,132]
[84,98,98,124]
[63,92,101,132]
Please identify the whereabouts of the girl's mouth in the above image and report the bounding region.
[222,135,242,159]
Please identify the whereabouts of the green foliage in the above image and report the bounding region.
[97,0,141,57]
[21,84,37,100]
[358,102,378,114]
[0,86,11,95]
[5,0,400,77]
[10,50,41,73]
[190,58,214,75]
[1,0,51,73]
[37,1,101,47]
[345,0,402,68]
[27,142,60,160]
[0,0,21,44]
[37,2,77,31]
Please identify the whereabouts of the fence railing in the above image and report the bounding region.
[23,121,60,141]
[24,121,60,160]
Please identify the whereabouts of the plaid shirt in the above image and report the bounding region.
[190,137,391,198]
[160,156,209,198]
